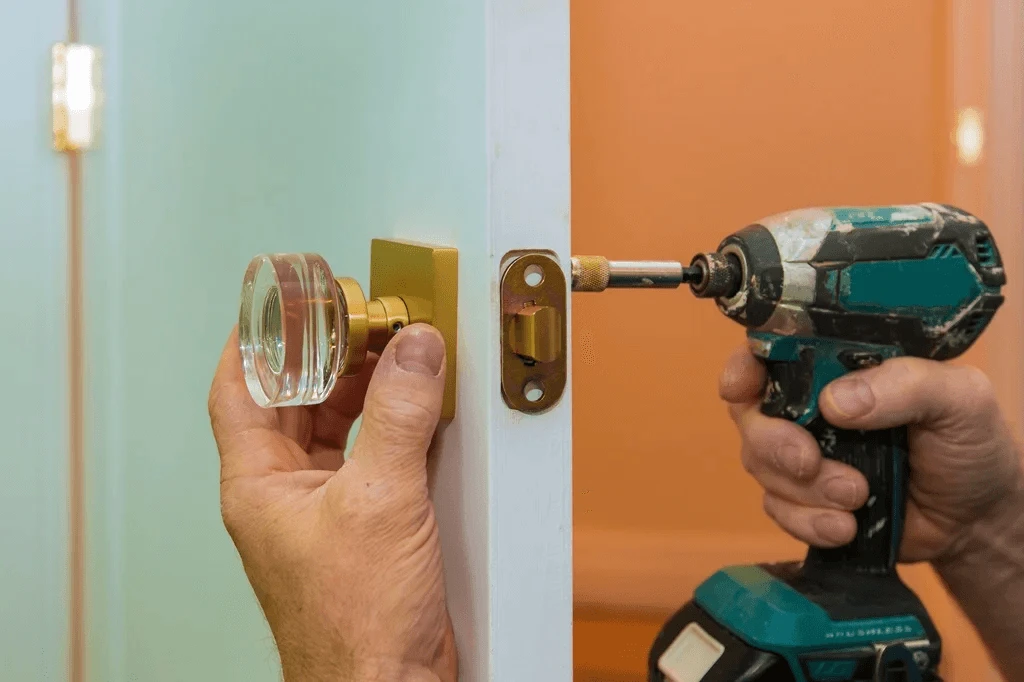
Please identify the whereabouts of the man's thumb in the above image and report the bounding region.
[348,324,446,478]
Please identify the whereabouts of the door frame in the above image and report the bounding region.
[983,0,1024,440]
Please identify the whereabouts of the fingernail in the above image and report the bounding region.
[827,378,875,417]
[824,477,859,509]
[395,327,445,376]
[813,514,852,545]
[776,445,811,480]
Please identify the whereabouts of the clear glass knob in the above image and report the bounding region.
[238,253,345,407]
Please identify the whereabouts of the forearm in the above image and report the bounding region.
[934,472,1024,679]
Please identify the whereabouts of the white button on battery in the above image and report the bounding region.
[657,622,726,682]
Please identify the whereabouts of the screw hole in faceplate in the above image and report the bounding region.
[524,380,545,403]
[524,264,544,287]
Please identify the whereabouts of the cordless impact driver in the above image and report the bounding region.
[573,203,1006,682]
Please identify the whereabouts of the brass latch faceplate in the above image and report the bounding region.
[500,252,567,413]
[500,252,694,413]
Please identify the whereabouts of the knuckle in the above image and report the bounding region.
[784,450,814,482]
[745,425,777,461]
[219,484,247,538]
[878,357,927,392]
[208,382,248,432]
[740,448,757,475]
[218,479,270,547]
[768,443,788,477]
[876,359,940,420]
[385,397,436,429]
[719,348,765,402]
[208,381,230,419]
[718,367,745,401]
[208,394,224,434]
[365,395,437,441]
[957,365,997,410]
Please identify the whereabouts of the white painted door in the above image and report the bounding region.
[0,2,71,680]
[81,2,571,682]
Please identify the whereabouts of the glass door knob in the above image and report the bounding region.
[238,253,406,408]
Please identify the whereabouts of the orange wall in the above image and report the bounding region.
[573,0,950,535]
[571,2,993,680]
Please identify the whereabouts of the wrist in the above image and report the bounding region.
[350,659,444,682]
[933,454,1024,572]
[929,449,1024,680]
[281,656,443,682]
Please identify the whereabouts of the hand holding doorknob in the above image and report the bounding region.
[239,253,424,408]
[238,244,457,418]
[209,323,457,682]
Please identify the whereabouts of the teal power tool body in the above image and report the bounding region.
[646,204,1005,682]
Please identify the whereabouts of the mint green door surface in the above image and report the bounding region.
[0,3,70,680]
[82,1,572,681]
